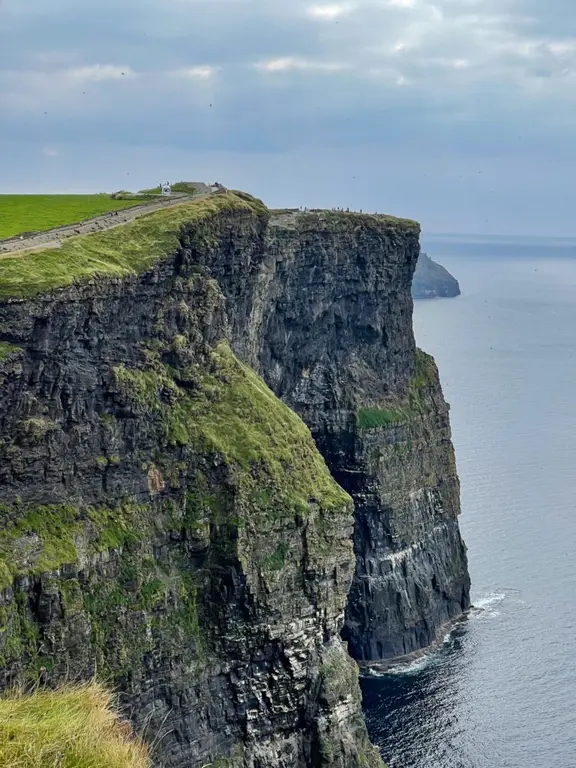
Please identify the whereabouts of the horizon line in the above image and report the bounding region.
[423,231,576,242]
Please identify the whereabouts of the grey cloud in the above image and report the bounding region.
[2,0,576,234]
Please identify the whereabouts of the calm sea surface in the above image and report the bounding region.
[361,235,576,768]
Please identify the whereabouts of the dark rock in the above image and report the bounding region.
[0,197,470,766]
[412,252,461,299]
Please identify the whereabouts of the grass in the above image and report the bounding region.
[0,682,150,768]
[0,192,264,299]
[138,182,198,195]
[114,341,351,518]
[356,349,439,431]
[0,195,148,240]
[357,407,405,429]
[0,342,20,360]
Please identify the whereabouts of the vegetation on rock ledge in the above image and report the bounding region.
[0,342,20,360]
[0,503,148,590]
[114,340,351,519]
[356,348,438,431]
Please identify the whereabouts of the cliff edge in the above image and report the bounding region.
[0,191,470,765]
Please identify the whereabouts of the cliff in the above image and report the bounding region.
[412,252,460,299]
[220,208,470,663]
[0,191,470,765]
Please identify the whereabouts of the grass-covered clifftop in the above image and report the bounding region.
[0,191,267,299]
[0,683,149,768]
[271,207,420,236]
[0,195,148,240]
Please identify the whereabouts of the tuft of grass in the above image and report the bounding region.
[357,407,405,429]
[0,192,264,300]
[0,195,148,240]
[0,682,150,768]
[357,349,439,431]
[0,342,20,360]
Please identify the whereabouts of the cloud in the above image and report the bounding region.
[306,3,355,20]
[171,65,217,79]
[387,0,417,7]
[41,147,59,157]
[256,56,348,72]
[68,64,138,82]
[3,0,576,232]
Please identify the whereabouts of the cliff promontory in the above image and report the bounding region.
[412,252,461,299]
[0,190,470,765]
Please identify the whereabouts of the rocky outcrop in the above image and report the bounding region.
[0,191,470,766]
[340,349,470,661]
[189,204,470,665]
[0,193,383,768]
[412,252,460,299]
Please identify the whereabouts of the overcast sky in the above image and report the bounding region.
[2,0,576,235]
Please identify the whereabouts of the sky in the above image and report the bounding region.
[2,0,576,235]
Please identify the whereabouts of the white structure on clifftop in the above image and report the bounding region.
[161,182,172,196]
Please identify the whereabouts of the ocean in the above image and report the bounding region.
[361,235,576,767]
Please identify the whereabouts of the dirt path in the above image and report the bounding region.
[0,186,220,258]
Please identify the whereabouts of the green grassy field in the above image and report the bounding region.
[0,195,150,240]
[0,192,267,299]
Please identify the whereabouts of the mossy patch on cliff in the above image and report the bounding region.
[0,192,267,300]
[114,341,351,519]
[357,407,405,429]
[0,503,149,589]
[0,683,149,768]
[0,342,20,360]
[0,505,80,588]
[356,348,439,431]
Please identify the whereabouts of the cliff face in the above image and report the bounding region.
[412,252,461,300]
[195,207,470,663]
[0,194,382,768]
[0,191,470,765]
